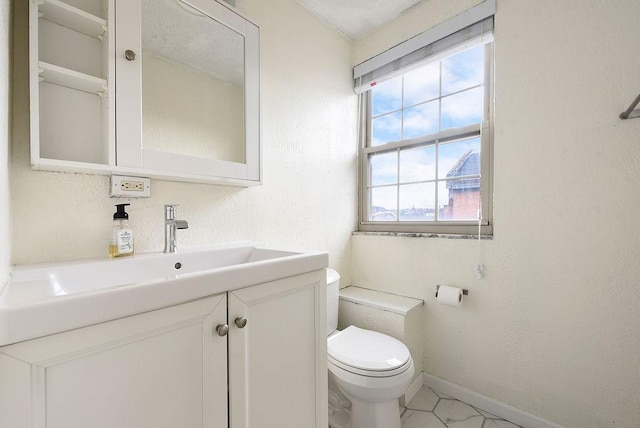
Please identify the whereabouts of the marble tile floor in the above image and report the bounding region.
[402,386,522,428]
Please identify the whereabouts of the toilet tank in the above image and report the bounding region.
[326,268,340,336]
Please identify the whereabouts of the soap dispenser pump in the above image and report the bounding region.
[110,203,134,258]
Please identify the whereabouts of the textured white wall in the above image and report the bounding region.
[0,0,10,294]
[10,0,357,285]
[352,1,640,427]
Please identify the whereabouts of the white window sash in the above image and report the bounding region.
[358,41,494,233]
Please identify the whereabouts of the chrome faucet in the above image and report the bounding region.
[164,205,189,253]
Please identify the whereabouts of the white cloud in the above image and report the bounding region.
[370,152,397,186]
[372,112,402,145]
[441,45,484,94]
[403,63,439,106]
[441,87,483,127]
[402,102,439,138]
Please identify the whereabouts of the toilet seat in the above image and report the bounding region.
[328,326,412,377]
[328,354,412,377]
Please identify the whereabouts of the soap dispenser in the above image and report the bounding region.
[110,203,134,258]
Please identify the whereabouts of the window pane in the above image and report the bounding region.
[441,87,483,130]
[399,183,435,221]
[362,39,492,230]
[438,180,480,221]
[370,186,397,221]
[438,137,480,179]
[441,45,484,96]
[399,146,435,183]
[403,101,439,140]
[370,151,398,186]
[372,111,402,146]
[372,78,402,116]
[403,62,439,107]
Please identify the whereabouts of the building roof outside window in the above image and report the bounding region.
[446,150,480,190]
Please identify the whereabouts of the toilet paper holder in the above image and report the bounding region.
[435,285,469,298]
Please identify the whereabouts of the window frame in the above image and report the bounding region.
[358,42,494,236]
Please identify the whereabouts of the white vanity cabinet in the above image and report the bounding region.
[0,271,327,428]
[29,0,261,186]
[0,294,229,428]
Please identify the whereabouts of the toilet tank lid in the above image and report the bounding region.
[327,325,411,371]
[326,268,340,285]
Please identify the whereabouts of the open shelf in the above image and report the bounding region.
[38,0,106,38]
[39,61,107,95]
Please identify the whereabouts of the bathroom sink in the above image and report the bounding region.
[0,242,328,346]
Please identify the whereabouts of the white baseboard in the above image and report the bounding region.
[402,374,424,406]
[423,373,566,428]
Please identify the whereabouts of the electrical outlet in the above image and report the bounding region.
[121,180,145,191]
[110,175,151,198]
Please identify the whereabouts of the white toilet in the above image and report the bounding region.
[326,269,414,428]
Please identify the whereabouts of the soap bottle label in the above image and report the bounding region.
[117,229,133,254]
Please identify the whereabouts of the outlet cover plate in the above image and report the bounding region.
[110,175,151,198]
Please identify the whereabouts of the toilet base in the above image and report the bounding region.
[327,357,413,428]
[328,378,351,428]
[349,396,402,428]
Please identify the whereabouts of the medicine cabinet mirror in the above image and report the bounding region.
[142,0,245,164]
[29,0,261,186]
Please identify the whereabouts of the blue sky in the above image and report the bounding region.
[371,45,484,146]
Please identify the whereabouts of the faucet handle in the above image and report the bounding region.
[165,204,178,219]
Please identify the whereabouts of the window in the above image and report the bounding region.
[356,4,494,235]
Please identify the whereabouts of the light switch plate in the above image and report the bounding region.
[110,175,151,198]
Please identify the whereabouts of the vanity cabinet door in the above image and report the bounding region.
[228,270,328,428]
[0,294,228,428]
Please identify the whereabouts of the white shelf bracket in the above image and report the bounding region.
[98,24,107,40]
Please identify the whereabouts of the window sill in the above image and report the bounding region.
[352,231,493,240]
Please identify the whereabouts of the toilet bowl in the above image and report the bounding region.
[326,269,414,428]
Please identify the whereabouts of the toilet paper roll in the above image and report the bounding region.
[436,285,463,307]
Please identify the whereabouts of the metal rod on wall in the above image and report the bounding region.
[620,92,640,119]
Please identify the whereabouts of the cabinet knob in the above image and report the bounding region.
[234,317,247,329]
[125,50,136,61]
[216,324,229,336]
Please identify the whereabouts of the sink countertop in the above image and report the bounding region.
[0,242,328,346]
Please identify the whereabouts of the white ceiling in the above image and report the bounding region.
[294,0,424,40]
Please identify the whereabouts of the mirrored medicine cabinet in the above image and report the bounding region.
[29,0,261,186]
